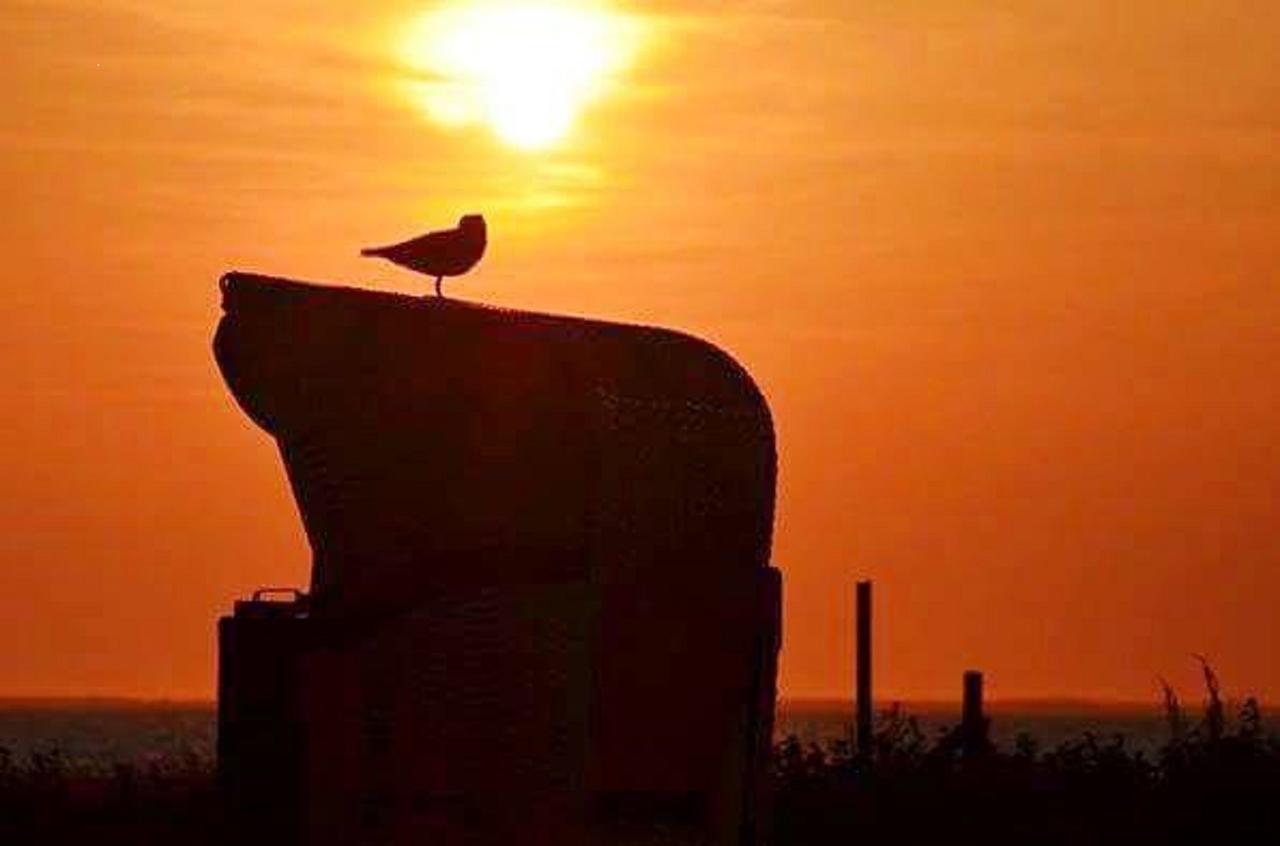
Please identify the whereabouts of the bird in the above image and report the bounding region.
[360,214,487,297]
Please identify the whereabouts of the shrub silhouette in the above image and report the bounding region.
[772,665,1280,845]
[2,665,1277,844]
[0,743,218,844]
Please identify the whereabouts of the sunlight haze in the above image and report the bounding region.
[401,1,643,150]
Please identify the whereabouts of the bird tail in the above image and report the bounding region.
[360,247,382,257]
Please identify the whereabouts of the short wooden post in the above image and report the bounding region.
[961,670,987,756]
[855,580,873,760]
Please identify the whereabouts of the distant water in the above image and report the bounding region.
[0,702,215,772]
[0,698,1262,769]
[778,700,1183,756]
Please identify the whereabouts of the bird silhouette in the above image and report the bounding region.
[360,215,487,297]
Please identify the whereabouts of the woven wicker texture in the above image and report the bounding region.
[213,274,781,845]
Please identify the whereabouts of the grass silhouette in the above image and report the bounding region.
[2,669,1276,843]
[0,742,218,844]
[772,668,1280,844]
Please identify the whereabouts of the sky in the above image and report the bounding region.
[1,0,1277,703]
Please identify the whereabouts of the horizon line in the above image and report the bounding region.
[0,694,1253,712]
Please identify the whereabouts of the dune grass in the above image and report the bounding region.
[2,666,1276,843]
[772,665,1280,844]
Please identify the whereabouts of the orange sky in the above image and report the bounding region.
[1,0,1277,703]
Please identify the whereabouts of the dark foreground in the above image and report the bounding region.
[774,697,1279,844]
[3,698,1277,845]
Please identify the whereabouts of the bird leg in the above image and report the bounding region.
[435,276,442,298]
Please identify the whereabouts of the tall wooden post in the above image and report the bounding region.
[961,670,986,757]
[855,580,873,760]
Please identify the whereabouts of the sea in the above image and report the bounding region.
[777,699,1184,756]
[0,701,216,773]
[2,697,1242,772]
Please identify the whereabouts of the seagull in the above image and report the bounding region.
[360,214,487,297]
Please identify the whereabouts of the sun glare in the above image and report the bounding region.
[402,2,641,150]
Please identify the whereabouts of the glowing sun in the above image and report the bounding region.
[402,2,641,151]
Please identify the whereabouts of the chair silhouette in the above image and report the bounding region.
[215,273,781,846]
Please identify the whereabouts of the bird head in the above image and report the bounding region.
[459,214,486,238]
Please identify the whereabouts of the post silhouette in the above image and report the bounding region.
[855,580,872,760]
[961,669,988,757]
